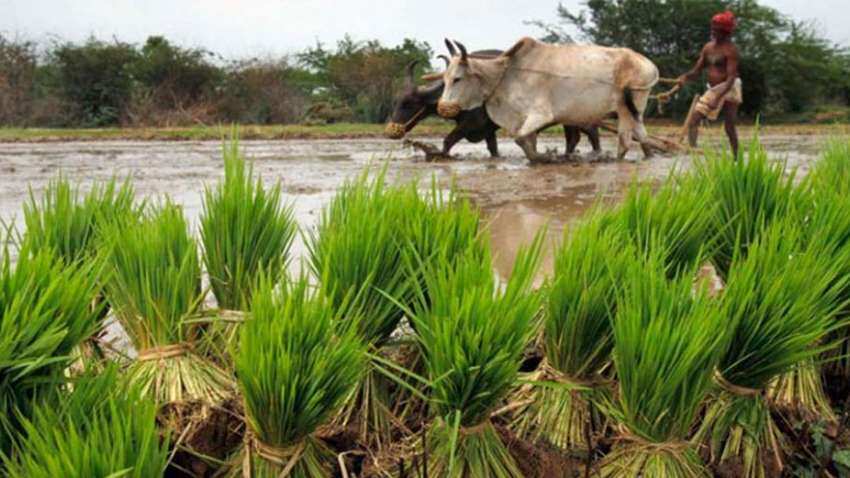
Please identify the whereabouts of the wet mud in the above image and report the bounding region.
[0,132,834,280]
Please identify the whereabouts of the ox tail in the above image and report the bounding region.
[623,88,640,119]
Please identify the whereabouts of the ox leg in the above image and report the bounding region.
[485,132,500,158]
[634,121,654,159]
[584,126,602,153]
[442,127,465,156]
[616,114,635,161]
[516,115,557,163]
[565,127,580,154]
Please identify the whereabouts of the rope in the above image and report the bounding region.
[136,343,190,362]
[458,420,491,436]
[714,369,761,397]
[537,361,612,389]
[242,432,306,478]
[614,424,691,453]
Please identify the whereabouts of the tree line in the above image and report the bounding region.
[0,0,847,128]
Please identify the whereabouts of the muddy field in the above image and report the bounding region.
[0,132,836,279]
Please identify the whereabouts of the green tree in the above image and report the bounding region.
[534,0,850,118]
[131,36,220,106]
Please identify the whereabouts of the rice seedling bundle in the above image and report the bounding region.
[806,139,850,195]
[227,274,365,477]
[201,139,296,312]
[22,175,137,264]
[599,247,724,477]
[613,178,716,278]
[689,140,801,280]
[199,139,297,364]
[2,365,170,477]
[308,170,482,445]
[696,219,849,477]
[407,235,543,478]
[102,201,232,405]
[514,211,628,452]
[0,243,103,453]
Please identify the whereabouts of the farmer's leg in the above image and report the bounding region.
[724,102,740,159]
[688,111,706,148]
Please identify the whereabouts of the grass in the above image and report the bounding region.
[226,273,366,477]
[515,210,628,452]
[697,218,850,477]
[599,246,723,477]
[2,365,170,478]
[406,234,543,478]
[103,201,232,405]
[0,242,103,453]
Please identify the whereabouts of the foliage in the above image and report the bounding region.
[200,138,296,311]
[0,243,102,453]
[2,366,170,478]
[230,274,366,477]
[0,34,37,126]
[535,0,850,118]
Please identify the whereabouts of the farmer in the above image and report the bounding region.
[677,11,742,158]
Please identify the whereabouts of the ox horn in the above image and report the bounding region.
[453,40,468,63]
[444,38,457,57]
[405,60,418,87]
[437,54,450,68]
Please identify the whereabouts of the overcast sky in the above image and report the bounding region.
[3,0,848,61]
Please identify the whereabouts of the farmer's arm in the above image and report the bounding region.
[677,46,707,85]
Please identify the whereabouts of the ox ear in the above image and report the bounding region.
[502,37,530,58]
[444,38,457,57]
[421,72,443,82]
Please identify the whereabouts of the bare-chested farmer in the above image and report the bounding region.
[677,11,742,157]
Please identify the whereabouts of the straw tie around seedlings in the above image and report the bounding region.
[199,137,296,365]
[513,212,626,454]
[226,274,366,478]
[405,234,544,478]
[102,202,233,441]
[598,246,724,477]
[695,219,850,478]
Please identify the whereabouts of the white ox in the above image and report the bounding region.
[436,37,659,162]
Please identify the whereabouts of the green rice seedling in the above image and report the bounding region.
[613,176,716,278]
[102,201,232,405]
[0,242,103,454]
[407,234,543,478]
[514,210,629,453]
[199,139,297,364]
[599,246,724,477]
[806,139,850,195]
[696,218,849,478]
[226,273,366,477]
[22,175,138,264]
[688,139,801,280]
[2,365,170,477]
[201,138,296,311]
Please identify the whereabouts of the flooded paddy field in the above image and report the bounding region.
[0,131,836,279]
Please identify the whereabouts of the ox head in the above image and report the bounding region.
[384,59,444,139]
[437,38,526,119]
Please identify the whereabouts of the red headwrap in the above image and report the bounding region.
[712,11,737,34]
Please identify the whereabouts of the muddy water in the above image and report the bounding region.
[0,133,832,281]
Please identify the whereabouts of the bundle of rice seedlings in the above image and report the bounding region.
[2,365,170,477]
[613,177,716,278]
[806,139,850,195]
[688,140,801,280]
[308,170,481,445]
[226,273,366,477]
[599,246,724,477]
[407,234,543,477]
[22,175,137,264]
[201,138,296,311]
[199,139,296,363]
[513,211,628,453]
[102,201,232,405]
[0,242,102,453]
[696,219,849,477]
